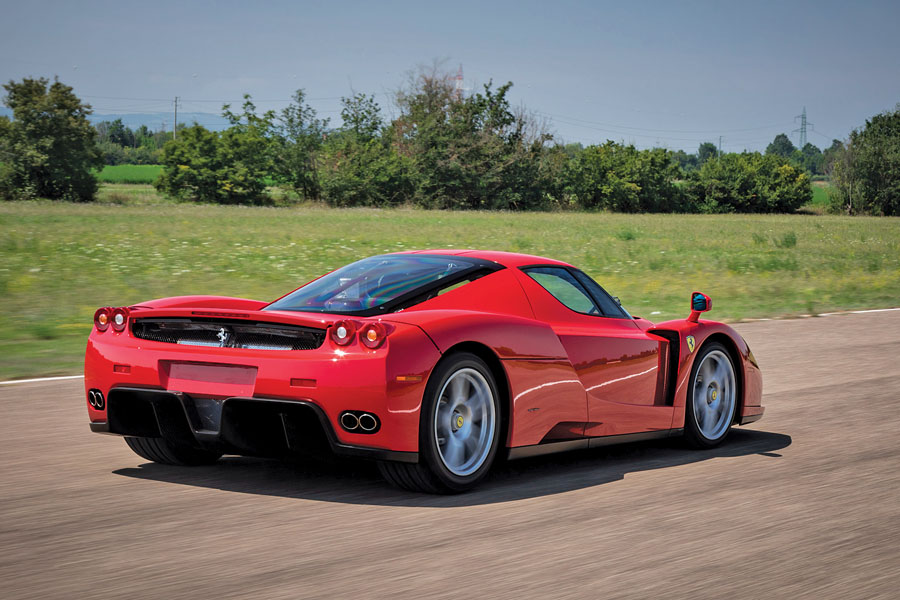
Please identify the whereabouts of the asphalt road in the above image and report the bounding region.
[2,310,899,599]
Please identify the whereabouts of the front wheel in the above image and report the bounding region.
[684,342,738,448]
[378,352,501,493]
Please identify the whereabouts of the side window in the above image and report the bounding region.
[524,267,599,315]
[572,270,630,318]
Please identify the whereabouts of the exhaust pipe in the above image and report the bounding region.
[340,412,360,431]
[358,413,378,432]
[88,390,105,410]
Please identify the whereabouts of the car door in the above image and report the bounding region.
[515,266,674,436]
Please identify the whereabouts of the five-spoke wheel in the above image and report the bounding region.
[434,367,497,477]
[685,342,738,448]
[378,352,501,493]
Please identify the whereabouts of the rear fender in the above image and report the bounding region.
[385,310,587,447]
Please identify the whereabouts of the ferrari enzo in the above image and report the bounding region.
[85,250,763,493]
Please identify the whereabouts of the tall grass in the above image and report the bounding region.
[1,197,898,378]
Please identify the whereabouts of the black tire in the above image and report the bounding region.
[684,341,738,449]
[378,352,502,494]
[124,436,222,466]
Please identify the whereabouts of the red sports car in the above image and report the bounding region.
[85,250,763,493]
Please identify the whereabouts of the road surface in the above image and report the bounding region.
[2,311,899,599]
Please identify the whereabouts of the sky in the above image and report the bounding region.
[1,0,898,152]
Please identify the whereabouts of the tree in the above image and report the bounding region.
[799,143,823,175]
[319,94,413,206]
[829,105,900,215]
[390,66,555,209]
[340,93,383,139]
[270,89,329,200]
[106,118,134,147]
[697,142,718,165]
[0,77,103,201]
[766,133,796,159]
[672,149,699,172]
[822,139,844,175]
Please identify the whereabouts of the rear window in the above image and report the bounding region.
[265,254,494,315]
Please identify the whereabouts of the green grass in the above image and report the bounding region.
[97,164,163,184]
[805,181,833,214]
[1,187,899,379]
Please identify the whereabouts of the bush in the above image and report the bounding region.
[155,115,271,205]
[564,142,684,212]
[320,137,414,207]
[684,152,811,213]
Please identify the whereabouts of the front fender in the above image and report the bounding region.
[649,319,762,428]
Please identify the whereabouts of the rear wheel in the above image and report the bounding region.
[378,352,501,493]
[124,436,222,466]
[684,342,738,448]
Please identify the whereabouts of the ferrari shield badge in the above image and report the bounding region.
[686,335,696,353]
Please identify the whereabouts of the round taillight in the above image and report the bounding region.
[111,307,129,332]
[360,322,387,349]
[94,307,111,332]
[330,320,356,346]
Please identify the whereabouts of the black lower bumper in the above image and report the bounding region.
[92,387,417,464]
[739,412,764,426]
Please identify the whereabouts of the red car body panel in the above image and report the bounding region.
[85,249,763,461]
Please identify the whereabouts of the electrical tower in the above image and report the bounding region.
[793,107,813,148]
[454,65,464,100]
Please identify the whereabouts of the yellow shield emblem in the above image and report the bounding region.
[686,335,696,353]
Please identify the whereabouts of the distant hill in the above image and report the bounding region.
[0,107,230,132]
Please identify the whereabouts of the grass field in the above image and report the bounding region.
[2,188,898,379]
[808,181,832,213]
[96,164,163,184]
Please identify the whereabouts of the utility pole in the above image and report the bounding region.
[718,135,723,157]
[793,107,812,148]
[173,96,179,140]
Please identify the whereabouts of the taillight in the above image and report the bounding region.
[111,307,129,332]
[94,307,111,332]
[330,320,357,346]
[360,322,388,349]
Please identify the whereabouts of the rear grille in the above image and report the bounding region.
[131,318,325,351]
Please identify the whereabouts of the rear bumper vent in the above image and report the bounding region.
[132,317,325,351]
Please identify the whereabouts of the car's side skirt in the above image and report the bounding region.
[506,429,683,460]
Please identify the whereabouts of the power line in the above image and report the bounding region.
[536,110,793,135]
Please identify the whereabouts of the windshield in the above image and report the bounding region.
[265,254,491,315]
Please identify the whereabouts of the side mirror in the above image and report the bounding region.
[688,291,711,322]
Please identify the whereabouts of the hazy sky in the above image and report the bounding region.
[2,0,898,152]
